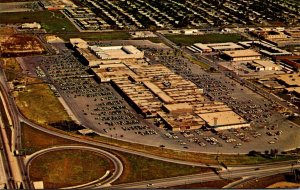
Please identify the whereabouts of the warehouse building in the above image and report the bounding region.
[222,49,261,61]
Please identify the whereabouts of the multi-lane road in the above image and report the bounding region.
[109,162,300,189]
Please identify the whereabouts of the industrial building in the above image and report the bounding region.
[222,49,261,61]
[247,60,281,71]
[238,41,292,57]
[275,55,300,72]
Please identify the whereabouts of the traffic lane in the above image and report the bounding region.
[109,164,300,189]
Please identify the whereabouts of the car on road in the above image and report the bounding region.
[147,183,153,187]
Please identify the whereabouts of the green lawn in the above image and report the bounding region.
[0,11,78,33]
[166,33,245,46]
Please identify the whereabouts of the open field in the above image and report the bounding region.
[0,11,77,33]
[29,149,114,188]
[15,83,71,127]
[168,178,241,189]
[113,150,211,184]
[1,58,23,81]
[165,33,245,46]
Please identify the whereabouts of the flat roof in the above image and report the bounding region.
[252,60,279,68]
[198,111,247,127]
[163,103,193,112]
[143,81,174,103]
[276,74,300,86]
[223,49,261,58]
[194,42,243,51]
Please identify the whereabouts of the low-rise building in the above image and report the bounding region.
[247,60,281,71]
[21,22,41,29]
[222,49,261,61]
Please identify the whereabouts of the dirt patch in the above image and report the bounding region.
[0,35,45,57]
[267,181,300,188]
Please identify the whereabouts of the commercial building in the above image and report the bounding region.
[89,45,144,60]
[197,111,250,131]
[192,42,243,53]
[222,49,261,61]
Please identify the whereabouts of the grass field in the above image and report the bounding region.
[0,11,78,33]
[113,150,210,184]
[15,83,71,127]
[29,149,114,188]
[21,123,78,154]
[165,33,245,46]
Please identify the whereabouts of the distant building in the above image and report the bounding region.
[89,45,144,60]
[222,49,261,61]
[21,22,41,29]
[193,42,243,53]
